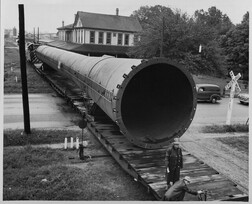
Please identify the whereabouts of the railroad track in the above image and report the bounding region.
[28,51,248,201]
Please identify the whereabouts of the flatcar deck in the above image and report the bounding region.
[31,62,248,201]
[87,117,247,201]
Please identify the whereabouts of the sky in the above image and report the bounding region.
[1,0,252,33]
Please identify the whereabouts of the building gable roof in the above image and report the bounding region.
[57,24,73,30]
[73,11,142,32]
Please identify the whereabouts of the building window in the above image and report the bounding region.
[106,32,111,44]
[90,31,95,43]
[98,32,104,44]
[124,34,129,45]
[113,33,116,37]
[118,33,122,45]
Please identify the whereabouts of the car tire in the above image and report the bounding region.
[211,97,217,104]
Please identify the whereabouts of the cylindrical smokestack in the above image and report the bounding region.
[36,45,197,149]
[62,21,64,28]
[116,8,119,16]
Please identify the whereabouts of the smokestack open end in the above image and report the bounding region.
[116,58,197,149]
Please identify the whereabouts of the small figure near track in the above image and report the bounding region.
[164,138,183,189]
[163,176,204,201]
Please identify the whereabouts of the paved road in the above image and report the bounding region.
[4,93,81,130]
[191,97,249,127]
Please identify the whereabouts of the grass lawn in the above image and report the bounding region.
[4,129,81,147]
[3,146,155,200]
[3,129,155,201]
[216,136,248,153]
[4,39,53,94]
[202,124,249,133]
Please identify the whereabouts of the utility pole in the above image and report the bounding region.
[33,27,35,42]
[18,4,31,134]
[160,16,164,57]
[37,27,39,43]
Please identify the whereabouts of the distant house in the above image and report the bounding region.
[54,9,142,57]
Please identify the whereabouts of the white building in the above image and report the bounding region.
[56,9,142,57]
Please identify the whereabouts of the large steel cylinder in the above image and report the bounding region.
[36,45,197,149]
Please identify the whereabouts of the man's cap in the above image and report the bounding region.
[173,138,180,145]
[184,176,191,183]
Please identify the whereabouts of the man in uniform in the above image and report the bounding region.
[164,138,183,189]
[163,176,203,201]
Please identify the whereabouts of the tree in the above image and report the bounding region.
[128,5,234,76]
[194,6,234,36]
[131,5,173,29]
[220,12,249,79]
[129,6,195,59]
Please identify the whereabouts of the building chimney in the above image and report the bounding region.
[62,21,64,28]
[116,8,119,16]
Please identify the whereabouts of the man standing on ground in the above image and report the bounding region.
[164,138,183,189]
[163,176,203,201]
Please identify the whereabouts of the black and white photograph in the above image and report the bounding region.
[1,0,250,202]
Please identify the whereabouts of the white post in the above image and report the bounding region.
[15,76,18,82]
[76,137,79,149]
[225,71,241,125]
[226,83,235,125]
[70,137,74,149]
[11,67,13,72]
[199,44,202,53]
[64,137,67,149]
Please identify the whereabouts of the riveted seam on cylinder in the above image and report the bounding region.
[120,130,126,135]
[113,108,118,113]
[141,59,148,63]
[123,74,128,78]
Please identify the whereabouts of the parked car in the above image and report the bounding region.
[196,84,221,103]
[238,93,249,105]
